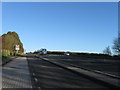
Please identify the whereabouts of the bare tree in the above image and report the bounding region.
[112,37,120,55]
[103,46,112,55]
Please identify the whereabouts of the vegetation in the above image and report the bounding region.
[112,37,120,55]
[0,37,2,56]
[1,31,24,57]
[33,50,119,60]
[103,46,112,56]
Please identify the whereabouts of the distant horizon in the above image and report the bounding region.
[2,2,118,53]
[1,31,116,54]
[27,48,109,54]
[1,31,103,53]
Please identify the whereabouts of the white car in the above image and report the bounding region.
[64,52,70,56]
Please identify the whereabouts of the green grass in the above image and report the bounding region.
[2,55,12,59]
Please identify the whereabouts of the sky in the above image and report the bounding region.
[2,2,118,53]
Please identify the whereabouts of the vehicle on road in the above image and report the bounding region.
[64,52,70,56]
[39,48,47,55]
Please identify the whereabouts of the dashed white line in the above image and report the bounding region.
[34,78,38,82]
[33,73,35,76]
[38,87,41,89]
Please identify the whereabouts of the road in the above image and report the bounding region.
[27,54,112,89]
[2,54,119,89]
[43,55,120,76]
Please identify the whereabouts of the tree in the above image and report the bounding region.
[2,31,24,56]
[112,37,120,55]
[0,37,1,48]
[103,46,112,55]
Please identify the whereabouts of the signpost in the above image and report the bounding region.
[15,45,20,55]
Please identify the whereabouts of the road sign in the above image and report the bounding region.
[15,45,20,51]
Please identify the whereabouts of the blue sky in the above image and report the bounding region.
[2,2,118,53]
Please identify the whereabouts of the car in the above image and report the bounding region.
[64,52,70,56]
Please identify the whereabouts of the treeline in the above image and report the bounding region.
[68,52,119,60]
[1,31,24,57]
[0,37,1,48]
[45,51,119,60]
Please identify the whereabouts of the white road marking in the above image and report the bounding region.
[70,63,120,79]
[33,73,35,76]
[34,78,38,82]
[38,87,41,89]
[94,70,120,78]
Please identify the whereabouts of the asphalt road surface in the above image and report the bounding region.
[27,54,111,89]
[43,55,120,76]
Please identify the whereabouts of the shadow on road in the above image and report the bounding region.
[27,55,107,88]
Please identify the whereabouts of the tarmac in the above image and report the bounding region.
[39,56,120,88]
